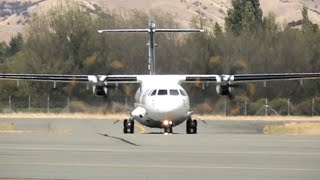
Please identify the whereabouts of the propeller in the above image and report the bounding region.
[219,59,249,99]
[92,75,116,99]
[216,75,246,100]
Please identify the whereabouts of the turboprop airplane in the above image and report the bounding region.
[1,20,320,134]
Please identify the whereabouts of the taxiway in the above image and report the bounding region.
[0,118,320,180]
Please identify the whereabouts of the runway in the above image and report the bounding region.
[0,118,320,180]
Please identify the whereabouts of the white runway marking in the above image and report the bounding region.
[0,162,319,172]
[1,147,320,155]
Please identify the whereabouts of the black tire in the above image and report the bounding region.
[193,119,197,127]
[130,120,135,134]
[186,118,192,134]
[186,118,197,134]
[123,119,128,134]
[193,119,198,134]
[164,126,173,133]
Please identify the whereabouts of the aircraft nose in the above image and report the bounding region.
[147,96,188,122]
[154,98,184,113]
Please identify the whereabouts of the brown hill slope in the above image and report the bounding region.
[0,0,319,42]
[94,0,320,27]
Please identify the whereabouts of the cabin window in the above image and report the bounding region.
[157,89,168,95]
[179,89,186,96]
[170,89,179,96]
[150,89,157,96]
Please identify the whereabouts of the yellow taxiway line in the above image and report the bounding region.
[135,124,146,134]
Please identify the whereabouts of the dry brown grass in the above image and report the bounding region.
[0,113,129,120]
[263,122,320,135]
[0,123,16,131]
[194,115,320,121]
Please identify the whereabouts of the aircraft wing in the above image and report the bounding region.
[232,73,320,83]
[0,73,140,84]
[1,73,320,85]
[183,73,320,83]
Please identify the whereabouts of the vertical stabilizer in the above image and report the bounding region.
[98,21,204,75]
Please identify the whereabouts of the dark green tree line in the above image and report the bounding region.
[0,1,319,115]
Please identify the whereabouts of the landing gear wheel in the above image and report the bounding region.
[130,120,135,134]
[123,119,128,134]
[123,119,134,134]
[192,120,197,134]
[186,118,197,134]
[164,127,173,134]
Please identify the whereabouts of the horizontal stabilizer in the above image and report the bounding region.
[98,29,149,33]
[155,29,204,32]
[98,29,204,33]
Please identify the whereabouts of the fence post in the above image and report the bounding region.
[287,98,290,116]
[244,94,248,116]
[47,96,50,113]
[225,98,227,116]
[8,96,11,112]
[312,98,315,116]
[67,96,70,113]
[28,96,31,113]
[265,98,268,116]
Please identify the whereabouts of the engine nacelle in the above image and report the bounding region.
[93,82,108,97]
[216,85,231,96]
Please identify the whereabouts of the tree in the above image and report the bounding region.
[225,0,263,35]
[213,22,223,37]
[7,33,23,56]
[0,42,8,62]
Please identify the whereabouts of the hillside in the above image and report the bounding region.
[0,0,319,42]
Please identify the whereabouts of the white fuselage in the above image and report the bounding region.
[130,75,191,128]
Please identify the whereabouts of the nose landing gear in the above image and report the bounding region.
[162,120,173,134]
[186,118,197,134]
[123,118,134,134]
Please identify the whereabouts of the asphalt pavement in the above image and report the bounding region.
[0,118,320,180]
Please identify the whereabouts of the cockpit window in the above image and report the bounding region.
[150,89,157,96]
[157,89,168,95]
[170,89,179,96]
[179,89,186,96]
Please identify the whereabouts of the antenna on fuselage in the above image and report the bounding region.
[98,20,204,75]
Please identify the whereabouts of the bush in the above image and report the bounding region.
[66,101,90,113]
[269,98,290,115]
[248,98,266,115]
[296,97,320,116]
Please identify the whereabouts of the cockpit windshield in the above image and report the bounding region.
[179,89,186,96]
[149,89,186,96]
[169,89,179,96]
[157,89,168,95]
[150,89,157,96]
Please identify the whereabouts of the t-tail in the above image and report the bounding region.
[98,20,204,75]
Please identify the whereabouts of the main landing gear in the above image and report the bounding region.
[163,126,173,134]
[123,118,134,134]
[186,118,197,134]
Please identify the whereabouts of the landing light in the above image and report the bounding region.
[163,120,172,126]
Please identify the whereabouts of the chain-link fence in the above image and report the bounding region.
[190,97,320,116]
[0,95,320,116]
